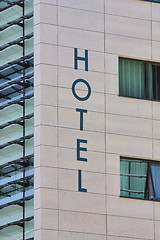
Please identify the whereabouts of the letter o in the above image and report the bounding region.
[72,79,91,101]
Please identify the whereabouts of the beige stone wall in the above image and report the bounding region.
[34,0,160,239]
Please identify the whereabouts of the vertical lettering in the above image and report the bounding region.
[76,108,87,131]
[77,139,87,162]
[78,169,87,192]
[72,79,91,101]
[74,48,88,71]
[73,48,90,194]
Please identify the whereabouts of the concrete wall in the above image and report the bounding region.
[34,0,160,239]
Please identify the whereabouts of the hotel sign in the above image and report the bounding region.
[72,48,91,192]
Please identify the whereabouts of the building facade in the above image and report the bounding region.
[1,0,160,239]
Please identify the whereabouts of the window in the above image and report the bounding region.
[120,157,160,201]
[119,58,160,101]
[143,0,160,3]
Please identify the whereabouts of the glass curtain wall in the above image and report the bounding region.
[0,0,34,239]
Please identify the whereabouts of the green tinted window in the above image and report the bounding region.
[119,58,160,101]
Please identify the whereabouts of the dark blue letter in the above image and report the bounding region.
[72,79,91,101]
[78,169,87,192]
[74,48,88,71]
[77,139,87,162]
[76,108,87,131]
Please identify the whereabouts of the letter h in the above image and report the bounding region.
[74,48,88,71]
